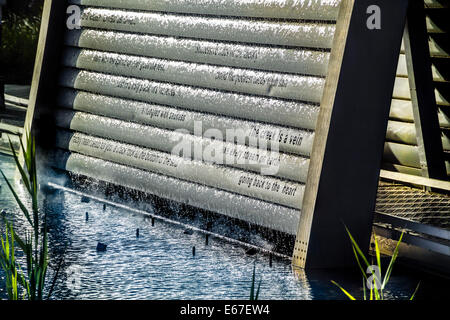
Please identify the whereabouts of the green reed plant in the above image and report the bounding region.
[0,221,24,300]
[0,133,49,300]
[249,262,262,301]
[331,226,420,300]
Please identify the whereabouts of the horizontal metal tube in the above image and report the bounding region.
[65,29,330,76]
[59,69,320,130]
[389,99,415,122]
[50,150,301,235]
[55,130,305,209]
[62,47,325,103]
[57,89,315,156]
[389,99,449,129]
[393,77,447,106]
[397,53,447,82]
[68,0,341,21]
[386,120,417,145]
[384,142,420,168]
[386,120,450,150]
[381,163,422,176]
[382,160,450,176]
[79,8,336,49]
[54,110,310,182]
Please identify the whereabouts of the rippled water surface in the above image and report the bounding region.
[0,154,446,300]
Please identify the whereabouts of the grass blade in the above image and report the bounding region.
[0,169,33,227]
[351,245,368,281]
[331,281,356,300]
[345,226,372,270]
[382,232,404,289]
[373,233,382,276]
[8,136,31,194]
[410,282,420,300]
[255,278,262,301]
[47,244,67,300]
[250,264,256,300]
[362,278,367,300]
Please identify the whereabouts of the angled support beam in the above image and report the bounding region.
[20,0,67,163]
[380,169,450,192]
[403,0,446,180]
[292,0,409,269]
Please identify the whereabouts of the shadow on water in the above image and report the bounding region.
[0,153,448,300]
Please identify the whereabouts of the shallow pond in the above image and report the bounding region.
[0,153,447,300]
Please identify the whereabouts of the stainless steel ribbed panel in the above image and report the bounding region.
[62,48,326,102]
[386,8,450,178]
[59,69,320,130]
[54,110,311,183]
[64,30,331,76]
[51,151,302,235]
[53,0,342,231]
[78,7,336,48]
[57,89,316,156]
[68,0,341,21]
[55,130,305,209]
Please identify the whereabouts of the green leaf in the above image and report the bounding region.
[373,233,382,277]
[362,278,367,300]
[47,244,67,300]
[345,226,372,270]
[11,228,27,253]
[0,169,34,227]
[382,232,404,289]
[410,282,420,300]
[255,278,261,301]
[8,136,31,194]
[1,132,56,300]
[250,264,256,300]
[351,245,368,281]
[331,281,356,300]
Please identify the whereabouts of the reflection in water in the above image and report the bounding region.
[40,186,314,300]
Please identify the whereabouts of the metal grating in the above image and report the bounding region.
[376,181,450,230]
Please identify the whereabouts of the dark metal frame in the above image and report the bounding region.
[403,0,447,180]
[293,0,409,269]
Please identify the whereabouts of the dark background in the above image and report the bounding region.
[1,0,44,84]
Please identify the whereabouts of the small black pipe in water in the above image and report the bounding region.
[103,204,106,211]
[96,242,107,252]
[85,212,89,221]
[269,253,273,268]
[192,246,196,256]
[205,234,209,246]
[136,228,140,238]
[152,217,155,226]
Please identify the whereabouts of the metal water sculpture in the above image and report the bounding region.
[24,0,409,268]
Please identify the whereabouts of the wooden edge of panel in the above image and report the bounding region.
[292,0,355,268]
[293,0,409,269]
[19,0,67,166]
[23,0,55,146]
[380,169,450,191]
